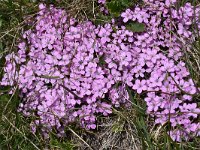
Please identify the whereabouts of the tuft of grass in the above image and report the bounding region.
[0,1,39,149]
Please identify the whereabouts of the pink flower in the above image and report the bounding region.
[132,79,147,94]
[98,0,106,4]
[121,9,133,23]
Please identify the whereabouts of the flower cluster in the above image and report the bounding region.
[1,1,200,141]
[118,0,200,141]
[1,4,114,136]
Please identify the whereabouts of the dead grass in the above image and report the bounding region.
[70,108,142,150]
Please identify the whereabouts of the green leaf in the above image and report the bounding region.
[106,1,122,17]
[106,0,134,17]
[121,0,133,7]
[0,86,11,92]
[125,21,146,33]
[0,94,9,102]
[126,86,146,115]
[99,55,107,66]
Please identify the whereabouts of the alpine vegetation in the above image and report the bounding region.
[1,0,200,141]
